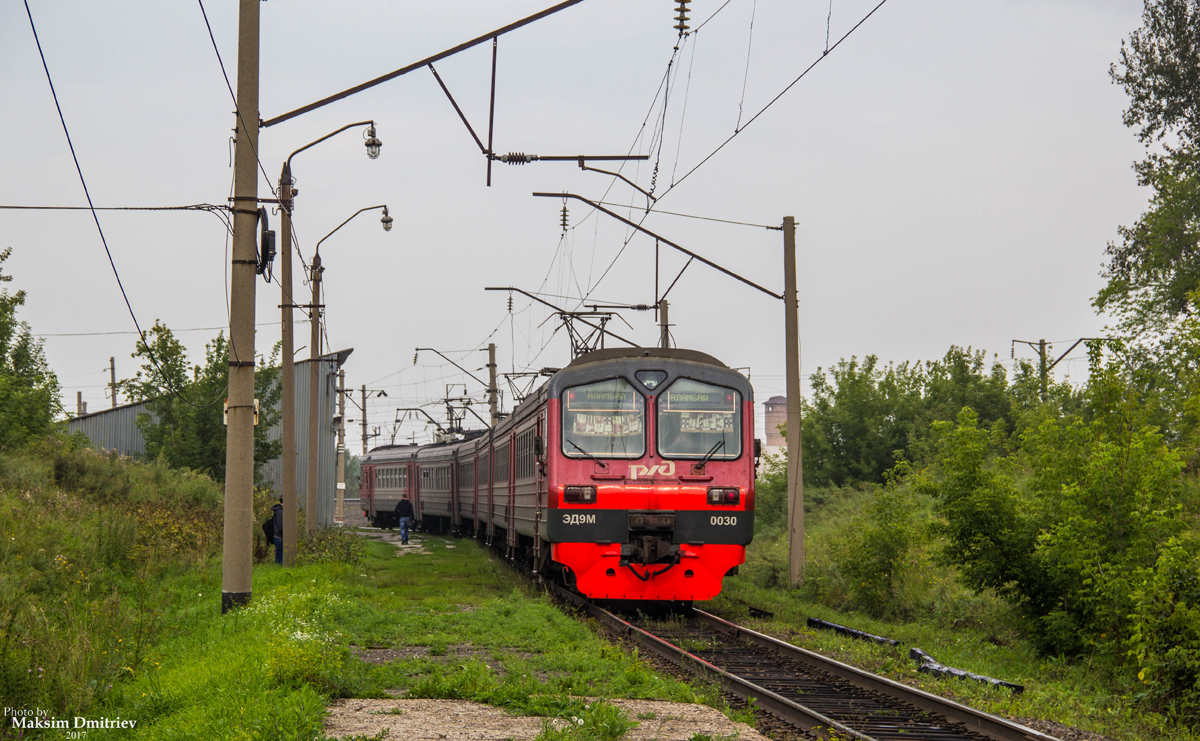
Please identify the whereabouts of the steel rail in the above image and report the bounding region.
[691,609,1060,741]
[549,585,865,740]
[547,581,1060,741]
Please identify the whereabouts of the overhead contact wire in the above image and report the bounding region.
[659,0,891,199]
[23,0,223,409]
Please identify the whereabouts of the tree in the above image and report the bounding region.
[802,355,924,487]
[801,347,1015,487]
[0,247,60,449]
[919,348,1187,657]
[122,322,281,485]
[1099,0,1200,335]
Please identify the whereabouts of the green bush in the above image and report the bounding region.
[297,526,367,566]
[0,440,225,718]
[833,466,924,618]
[1129,536,1200,725]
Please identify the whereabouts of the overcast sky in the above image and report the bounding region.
[1,0,1148,448]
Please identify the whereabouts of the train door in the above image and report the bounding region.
[364,465,375,518]
[533,415,548,573]
[507,432,517,552]
[471,450,479,537]
[485,445,495,545]
[450,454,460,533]
[409,460,419,531]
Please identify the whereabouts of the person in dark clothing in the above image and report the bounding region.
[271,498,284,565]
[395,494,414,545]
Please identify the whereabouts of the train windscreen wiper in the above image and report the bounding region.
[566,438,607,468]
[696,439,726,469]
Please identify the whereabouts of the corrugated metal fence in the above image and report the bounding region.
[68,400,152,456]
[68,355,342,528]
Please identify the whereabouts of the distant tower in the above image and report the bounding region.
[763,395,787,447]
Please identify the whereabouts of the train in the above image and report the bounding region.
[360,346,759,602]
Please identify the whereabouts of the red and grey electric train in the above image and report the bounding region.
[360,347,758,602]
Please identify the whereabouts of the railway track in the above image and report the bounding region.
[550,585,1060,741]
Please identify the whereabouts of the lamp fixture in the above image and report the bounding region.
[364,125,382,159]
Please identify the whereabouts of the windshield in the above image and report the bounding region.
[562,378,645,459]
[657,379,741,459]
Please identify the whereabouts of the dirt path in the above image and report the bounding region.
[351,527,433,555]
[325,698,767,740]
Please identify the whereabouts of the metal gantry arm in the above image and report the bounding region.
[484,286,641,348]
[415,348,489,388]
[262,0,590,128]
[395,407,446,433]
[532,192,783,300]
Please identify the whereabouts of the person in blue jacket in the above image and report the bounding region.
[395,494,414,545]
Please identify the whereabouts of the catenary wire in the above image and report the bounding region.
[670,28,699,185]
[593,201,778,230]
[196,0,279,201]
[658,0,890,200]
[585,0,889,298]
[22,1,225,409]
[37,321,310,338]
[735,0,757,132]
[825,0,834,52]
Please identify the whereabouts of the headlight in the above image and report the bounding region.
[564,486,597,503]
[707,487,740,505]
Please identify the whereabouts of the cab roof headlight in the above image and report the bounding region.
[707,487,740,505]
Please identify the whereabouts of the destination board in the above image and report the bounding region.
[565,384,640,412]
[663,388,737,413]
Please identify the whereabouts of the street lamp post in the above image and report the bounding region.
[307,205,392,534]
[278,121,379,564]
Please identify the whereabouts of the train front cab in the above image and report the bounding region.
[544,350,755,602]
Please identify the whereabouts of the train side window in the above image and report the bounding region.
[561,378,645,459]
[657,379,742,459]
[495,443,510,484]
[516,428,536,481]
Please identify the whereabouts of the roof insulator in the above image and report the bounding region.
[499,152,538,165]
[674,0,691,35]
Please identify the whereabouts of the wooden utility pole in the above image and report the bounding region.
[280,165,297,566]
[1038,338,1047,402]
[487,343,499,426]
[783,216,805,588]
[361,384,369,455]
[1012,337,1104,404]
[109,357,117,408]
[307,256,323,534]
[221,0,260,614]
[336,369,346,525]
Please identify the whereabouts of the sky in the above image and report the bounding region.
[1,0,1150,450]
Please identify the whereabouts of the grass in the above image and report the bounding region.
[707,482,1199,741]
[28,533,706,740]
[0,440,720,740]
[26,437,1173,739]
